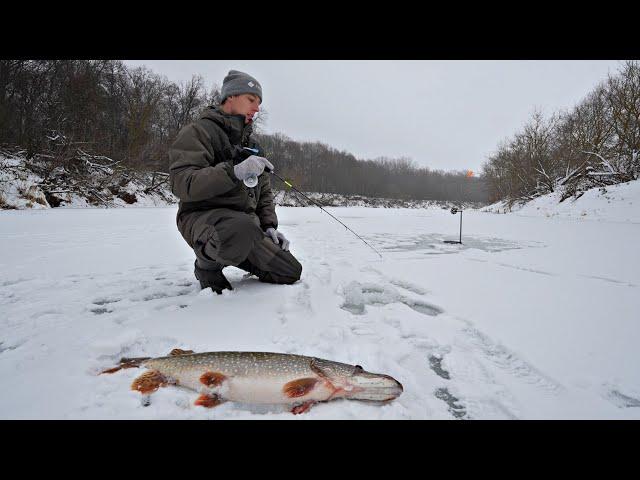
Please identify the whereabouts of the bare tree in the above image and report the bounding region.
[483,61,640,204]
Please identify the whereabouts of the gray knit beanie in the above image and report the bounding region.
[220,70,263,104]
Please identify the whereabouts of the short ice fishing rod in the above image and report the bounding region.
[443,207,463,244]
[242,148,383,259]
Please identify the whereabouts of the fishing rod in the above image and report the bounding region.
[241,148,383,259]
[443,207,463,244]
[271,169,383,259]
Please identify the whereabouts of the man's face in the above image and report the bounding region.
[223,93,261,124]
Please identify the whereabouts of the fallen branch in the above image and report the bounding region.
[587,171,625,177]
[144,178,169,194]
[87,188,116,208]
[559,160,590,186]
[582,151,616,173]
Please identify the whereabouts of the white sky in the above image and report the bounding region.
[123,60,623,173]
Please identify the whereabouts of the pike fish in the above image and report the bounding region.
[101,349,403,414]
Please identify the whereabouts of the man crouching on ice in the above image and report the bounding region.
[169,70,302,294]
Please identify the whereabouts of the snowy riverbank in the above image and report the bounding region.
[482,179,640,223]
[1,151,483,211]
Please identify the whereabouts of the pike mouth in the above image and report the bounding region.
[345,375,404,402]
[350,389,404,402]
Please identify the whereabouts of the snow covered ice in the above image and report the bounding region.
[2,183,640,419]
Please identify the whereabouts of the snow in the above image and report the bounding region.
[0,152,177,210]
[0,157,50,210]
[482,179,640,224]
[1,185,640,419]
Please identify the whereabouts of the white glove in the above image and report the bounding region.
[233,155,274,181]
[266,227,290,251]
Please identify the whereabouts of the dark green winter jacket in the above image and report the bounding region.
[169,106,278,231]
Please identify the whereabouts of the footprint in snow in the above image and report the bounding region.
[434,387,468,419]
[340,281,442,317]
[389,279,428,296]
[460,326,562,393]
[428,354,451,380]
[93,298,122,306]
[606,389,640,408]
[91,307,113,315]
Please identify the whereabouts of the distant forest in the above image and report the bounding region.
[0,60,487,203]
[481,61,639,204]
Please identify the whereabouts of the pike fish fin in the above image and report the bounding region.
[100,356,151,375]
[131,370,169,394]
[291,401,316,415]
[169,348,195,356]
[194,394,225,408]
[200,371,227,387]
[101,365,127,374]
[283,377,319,398]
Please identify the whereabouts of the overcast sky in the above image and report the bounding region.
[123,60,623,173]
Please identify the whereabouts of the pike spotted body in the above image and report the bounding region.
[102,349,403,414]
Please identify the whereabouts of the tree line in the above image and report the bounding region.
[255,133,486,202]
[481,61,640,204]
[0,60,487,203]
[0,60,210,171]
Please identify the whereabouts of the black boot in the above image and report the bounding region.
[194,261,233,294]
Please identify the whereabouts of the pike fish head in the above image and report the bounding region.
[342,365,404,403]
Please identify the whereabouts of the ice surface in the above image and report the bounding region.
[1,185,640,419]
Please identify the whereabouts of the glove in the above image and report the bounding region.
[233,155,274,181]
[266,227,290,251]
